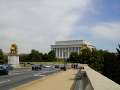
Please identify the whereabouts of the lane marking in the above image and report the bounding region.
[33,70,57,77]
[0,79,11,84]
[33,74,46,77]
[39,75,46,76]
[9,73,22,76]
[33,74,40,76]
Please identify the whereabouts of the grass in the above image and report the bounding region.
[20,61,70,67]
[21,61,64,65]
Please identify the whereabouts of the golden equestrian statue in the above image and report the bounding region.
[10,43,18,55]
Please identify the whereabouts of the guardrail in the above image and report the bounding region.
[72,65,120,90]
[84,65,120,90]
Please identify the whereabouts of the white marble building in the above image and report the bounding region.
[51,40,95,59]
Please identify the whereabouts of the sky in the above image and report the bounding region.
[0,0,120,53]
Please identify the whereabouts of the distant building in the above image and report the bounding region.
[51,40,95,59]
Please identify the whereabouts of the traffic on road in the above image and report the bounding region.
[0,63,79,90]
[0,64,60,90]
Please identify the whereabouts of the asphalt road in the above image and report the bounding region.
[0,67,59,90]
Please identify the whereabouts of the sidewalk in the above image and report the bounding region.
[14,69,78,90]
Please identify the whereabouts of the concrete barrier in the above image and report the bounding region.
[84,66,120,90]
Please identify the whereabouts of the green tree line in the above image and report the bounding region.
[0,49,56,63]
[19,49,56,62]
[68,45,120,84]
[0,49,7,64]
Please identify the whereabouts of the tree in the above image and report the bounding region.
[19,54,28,62]
[80,48,92,64]
[69,52,79,63]
[116,44,120,59]
[42,53,49,62]
[27,49,43,62]
[0,49,4,64]
[114,44,120,84]
[101,45,120,84]
[0,49,4,59]
[19,49,58,62]
[89,50,104,72]
[48,50,56,61]
[102,52,116,78]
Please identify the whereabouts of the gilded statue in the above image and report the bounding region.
[10,43,18,55]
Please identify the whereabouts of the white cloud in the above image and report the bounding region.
[91,22,120,41]
[0,0,91,53]
[73,22,120,51]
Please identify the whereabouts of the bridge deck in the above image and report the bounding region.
[14,69,78,90]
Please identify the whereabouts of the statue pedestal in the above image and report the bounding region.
[8,55,20,68]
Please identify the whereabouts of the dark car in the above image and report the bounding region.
[60,66,66,71]
[3,64,13,70]
[32,65,42,71]
[0,65,9,75]
[54,65,59,68]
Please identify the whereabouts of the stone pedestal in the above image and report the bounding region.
[8,55,19,68]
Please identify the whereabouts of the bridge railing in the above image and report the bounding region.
[84,65,120,90]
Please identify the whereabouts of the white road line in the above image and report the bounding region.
[39,75,46,76]
[9,73,21,76]
[0,79,11,84]
[33,74,39,76]
[33,70,56,77]
[33,74,46,77]
[33,73,46,77]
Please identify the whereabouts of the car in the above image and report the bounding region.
[43,65,52,68]
[60,66,66,71]
[32,65,42,71]
[3,64,13,70]
[0,65,9,75]
[54,65,59,68]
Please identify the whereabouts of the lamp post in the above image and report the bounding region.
[63,49,67,71]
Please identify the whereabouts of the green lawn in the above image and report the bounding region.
[20,61,70,67]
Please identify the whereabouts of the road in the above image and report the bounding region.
[0,67,59,90]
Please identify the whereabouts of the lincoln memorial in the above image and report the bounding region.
[51,40,95,59]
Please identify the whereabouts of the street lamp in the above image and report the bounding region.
[63,49,67,71]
